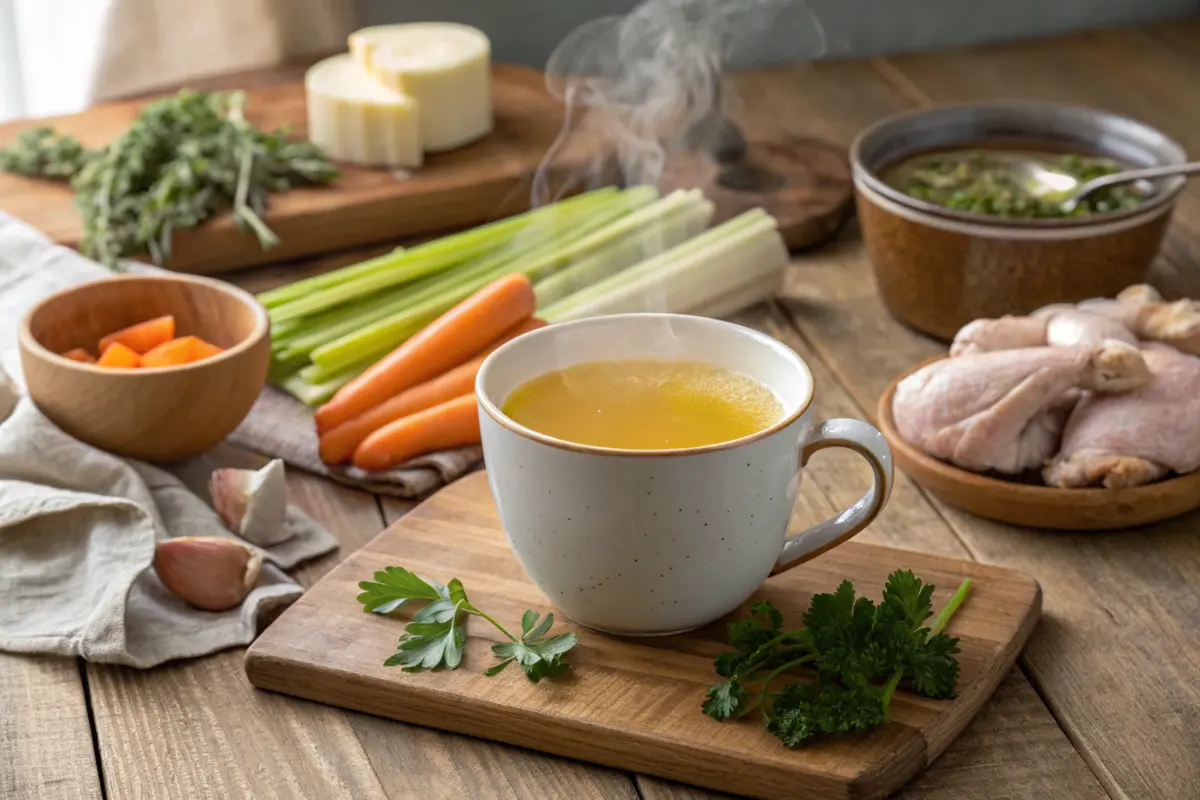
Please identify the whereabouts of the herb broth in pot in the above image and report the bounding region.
[882,142,1148,219]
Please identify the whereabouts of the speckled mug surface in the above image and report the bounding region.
[476,314,894,636]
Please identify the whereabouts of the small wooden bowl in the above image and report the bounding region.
[19,274,269,462]
[877,357,1200,530]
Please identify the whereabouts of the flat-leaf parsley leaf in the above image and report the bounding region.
[358,567,577,681]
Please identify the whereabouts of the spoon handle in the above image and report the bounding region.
[1083,161,1200,194]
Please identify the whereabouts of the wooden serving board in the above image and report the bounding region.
[0,64,589,276]
[245,472,1041,800]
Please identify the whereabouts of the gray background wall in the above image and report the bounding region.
[357,0,1198,68]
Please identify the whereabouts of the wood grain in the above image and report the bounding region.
[246,471,1041,800]
[0,656,100,800]
[86,456,394,800]
[0,64,586,275]
[779,233,1200,800]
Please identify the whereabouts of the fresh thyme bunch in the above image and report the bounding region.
[0,89,338,269]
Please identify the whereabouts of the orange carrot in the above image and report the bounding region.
[96,342,141,369]
[140,336,223,368]
[315,273,536,433]
[190,337,225,359]
[319,317,547,464]
[62,348,95,363]
[352,393,480,472]
[99,315,175,355]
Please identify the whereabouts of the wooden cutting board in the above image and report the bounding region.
[0,65,854,276]
[245,471,1041,800]
[0,64,590,276]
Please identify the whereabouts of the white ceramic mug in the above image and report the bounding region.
[476,313,893,636]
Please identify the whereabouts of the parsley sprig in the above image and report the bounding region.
[358,567,577,682]
[703,570,971,748]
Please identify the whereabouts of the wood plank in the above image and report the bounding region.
[248,471,1042,800]
[0,656,101,800]
[86,461,394,800]
[638,670,1105,800]
[867,27,1200,297]
[723,54,1121,799]
[857,38,1200,800]
[779,234,1200,800]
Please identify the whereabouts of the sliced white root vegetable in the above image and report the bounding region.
[306,53,423,168]
[350,22,492,152]
[209,459,292,546]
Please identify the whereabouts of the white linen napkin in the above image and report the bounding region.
[0,213,338,667]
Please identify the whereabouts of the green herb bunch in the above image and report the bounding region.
[0,89,338,269]
[703,570,971,748]
[358,567,578,682]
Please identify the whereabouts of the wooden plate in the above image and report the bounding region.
[877,357,1200,530]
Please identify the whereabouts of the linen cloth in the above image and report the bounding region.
[0,213,338,667]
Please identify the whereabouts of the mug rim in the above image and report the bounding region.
[475,312,815,458]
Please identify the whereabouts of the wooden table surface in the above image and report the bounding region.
[4,20,1200,800]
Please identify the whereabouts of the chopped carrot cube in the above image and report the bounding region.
[190,337,225,360]
[140,336,223,368]
[96,342,141,369]
[99,315,175,355]
[62,348,96,364]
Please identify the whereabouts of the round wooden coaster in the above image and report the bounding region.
[658,132,854,251]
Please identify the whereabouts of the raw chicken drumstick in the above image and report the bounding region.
[892,341,1150,474]
[1043,345,1200,488]
[1076,284,1200,356]
[950,307,1136,356]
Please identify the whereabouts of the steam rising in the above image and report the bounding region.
[532,0,826,205]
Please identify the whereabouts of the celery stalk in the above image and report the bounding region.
[265,188,623,321]
[309,187,661,369]
[256,247,403,309]
[541,210,784,322]
[533,198,713,307]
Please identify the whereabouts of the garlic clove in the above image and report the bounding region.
[0,368,18,424]
[209,459,291,546]
[153,536,263,611]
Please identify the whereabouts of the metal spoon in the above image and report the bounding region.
[1013,159,1200,213]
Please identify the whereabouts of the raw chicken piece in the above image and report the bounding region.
[950,308,1136,356]
[1043,346,1200,488]
[892,341,1150,474]
[1076,284,1200,356]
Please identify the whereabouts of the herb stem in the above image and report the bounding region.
[880,667,905,719]
[466,605,519,642]
[734,634,810,681]
[755,655,819,717]
[930,578,972,636]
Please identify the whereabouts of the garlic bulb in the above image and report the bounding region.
[153,536,263,611]
[208,459,291,546]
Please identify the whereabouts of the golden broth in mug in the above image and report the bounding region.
[501,358,782,450]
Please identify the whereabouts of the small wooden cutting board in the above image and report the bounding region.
[245,472,1040,800]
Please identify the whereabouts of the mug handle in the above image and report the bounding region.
[771,418,894,575]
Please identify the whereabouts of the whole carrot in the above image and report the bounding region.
[319,317,546,465]
[315,273,536,433]
[352,393,480,472]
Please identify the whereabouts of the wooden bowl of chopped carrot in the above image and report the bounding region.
[18,273,269,462]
